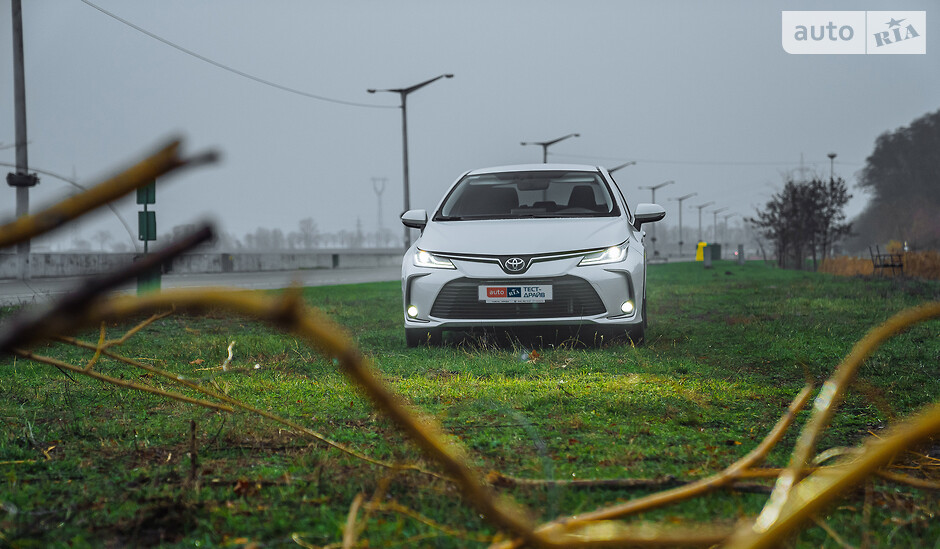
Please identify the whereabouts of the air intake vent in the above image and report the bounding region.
[430,276,605,319]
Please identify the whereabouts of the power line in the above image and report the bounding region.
[550,152,861,167]
[79,0,397,110]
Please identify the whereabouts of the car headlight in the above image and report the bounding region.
[578,243,628,266]
[414,249,456,269]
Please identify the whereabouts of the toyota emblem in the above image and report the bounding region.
[504,257,526,272]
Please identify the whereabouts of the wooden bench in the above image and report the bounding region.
[869,245,904,276]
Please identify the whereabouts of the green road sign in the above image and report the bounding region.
[138,210,156,241]
[136,180,156,204]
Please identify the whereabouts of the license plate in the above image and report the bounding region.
[479,285,553,303]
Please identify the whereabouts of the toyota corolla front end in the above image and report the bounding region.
[400,164,664,347]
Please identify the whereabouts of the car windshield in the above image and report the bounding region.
[434,170,620,221]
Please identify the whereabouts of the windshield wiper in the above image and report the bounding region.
[506,213,556,219]
[434,215,465,221]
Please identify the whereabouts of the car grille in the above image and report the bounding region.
[430,276,606,319]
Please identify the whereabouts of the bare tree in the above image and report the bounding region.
[271,229,286,250]
[286,231,301,250]
[92,230,112,251]
[750,177,851,270]
[298,217,319,249]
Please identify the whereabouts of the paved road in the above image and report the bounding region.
[0,267,401,307]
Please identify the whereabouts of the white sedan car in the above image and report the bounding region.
[400,164,665,347]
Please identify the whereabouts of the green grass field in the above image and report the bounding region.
[1,261,938,548]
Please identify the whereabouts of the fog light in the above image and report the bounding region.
[407,305,419,318]
[621,301,635,314]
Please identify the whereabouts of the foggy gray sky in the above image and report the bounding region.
[1,0,937,251]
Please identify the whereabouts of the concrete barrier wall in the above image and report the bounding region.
[0,249,404,279]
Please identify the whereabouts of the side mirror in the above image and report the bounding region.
[633,203,666,230]
[401,209,428,230]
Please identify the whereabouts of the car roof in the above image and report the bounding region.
[465,163,604,176]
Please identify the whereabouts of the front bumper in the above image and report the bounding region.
[402,248,645,330]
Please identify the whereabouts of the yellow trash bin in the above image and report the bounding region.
[695,241,707,262]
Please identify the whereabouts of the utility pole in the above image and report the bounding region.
[372,177,387,228]
[796,152,811,182]
[372,177,387,241]
[7,0,39,279]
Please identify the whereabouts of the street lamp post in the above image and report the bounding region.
[608,161,636,173]
[520,133,579,163]
[721,212,737,245]
[694,201,714,243]
[368,73,453,248]
[638,180,673,257]
[668,192,697,257]
[711,207,729,244]
[827,152,837,182]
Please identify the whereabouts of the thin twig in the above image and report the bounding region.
[811,515,857,549]
[488,473,773,494]
[14,348,235,413]
[221,340,235,371]
[874,469,940,490]
[366,500,495,544]
[342,493,365,549]
[83,323,107,371]
[103,310,175,348]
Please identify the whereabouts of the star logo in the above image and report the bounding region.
[886,18,906,28]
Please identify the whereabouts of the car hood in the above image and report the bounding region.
[418,217,630,255]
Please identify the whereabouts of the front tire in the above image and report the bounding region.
[628,299,648,345]
[627,324,645,346]
[405,328,442,348]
